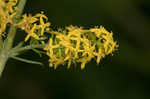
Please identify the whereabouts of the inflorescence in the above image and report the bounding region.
[0,0,118,69]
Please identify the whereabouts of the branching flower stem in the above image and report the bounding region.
[0,0,27,77]
[0,0,118,77]
[11,44,46,54]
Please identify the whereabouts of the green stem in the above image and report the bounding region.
[0,0,27,77]
[0,36,2,50]
[0,50,9,76]
[10,56,43,66]
[5,0,27,50]
[11,44,45,53]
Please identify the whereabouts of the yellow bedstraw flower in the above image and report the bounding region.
[0,0,18,35]
[44,38,60,57]
[5,0,18,13]
[44,25,117,69]
[16,13,50,42]
[16,14,39,42]
[93,47,104,64]
[35,13,51,36]
[24,24,40,42]
[16,14,38,30]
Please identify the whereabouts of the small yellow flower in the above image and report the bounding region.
[24,24,40,42]
[5,0,18,13]
[35,13,51,36]
[93,47,104,64]
[16,13,51,42]
[44,38,60,56]
[16,14,38,30]
[81,61,86,69]
[90,26,110,38]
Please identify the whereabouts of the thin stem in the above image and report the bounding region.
[0,0,27,77]
[10,56,43,66]
[5,0,27,50]
[11,44,45,53]
[0,36,2,50]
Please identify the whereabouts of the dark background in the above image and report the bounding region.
[0,0,150,99]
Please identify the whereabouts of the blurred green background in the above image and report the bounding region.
[0,0,150,99]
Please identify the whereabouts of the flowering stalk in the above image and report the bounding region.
[0,0,118,77]
[0,0,27,77]
[11,44,45,53]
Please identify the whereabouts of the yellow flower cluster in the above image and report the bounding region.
[0,0,50,42]
[0,0,117,69]
[44,26,117,69]
[0,0,18,35]
[16,13,50,42]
